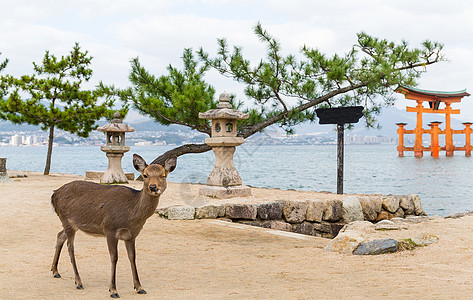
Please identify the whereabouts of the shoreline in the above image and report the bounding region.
[2,171,473,298]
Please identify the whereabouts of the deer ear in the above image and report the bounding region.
[164,156,177,173]
[133,154,148,173]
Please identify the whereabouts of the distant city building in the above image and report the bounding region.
[11,134,22,146]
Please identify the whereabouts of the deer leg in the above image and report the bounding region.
[124,239,146,294]
[107,235,120,298]
[51,230,67,278]
[65,229,83,290]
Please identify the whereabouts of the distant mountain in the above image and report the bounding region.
[292,106,469,138]
[0,118,190,133]
[0,106,470,136]
[0,121,41,132]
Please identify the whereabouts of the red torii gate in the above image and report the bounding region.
[395,85,472,157]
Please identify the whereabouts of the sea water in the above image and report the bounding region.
[1,144,471,216]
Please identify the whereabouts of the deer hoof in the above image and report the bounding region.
[53,273,61,278]
[137,289,147,294]
[110,292,120,298]
[76,284,84,290]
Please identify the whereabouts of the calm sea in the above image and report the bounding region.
[1,144,471,217]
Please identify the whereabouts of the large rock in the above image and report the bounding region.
[382,196,399,213]
[399,196,415,215]
[195,205,226,219]
[353,239,398,255]
[166,205,195,220]
[411,194,423,215]
[225,204,257,220]
[324,231,364,254]
[257,201,283,220]
[358,196,383,222]
[282,201,308,223]
[341,196,364,223]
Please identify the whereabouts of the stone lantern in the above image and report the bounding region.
[198,92,251,198]
[97,112,134,184]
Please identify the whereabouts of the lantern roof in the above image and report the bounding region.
[199,91,249,120]
[97,112,135,133]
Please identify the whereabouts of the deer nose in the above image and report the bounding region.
[149,184,157,192]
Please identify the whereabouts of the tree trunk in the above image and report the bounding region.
[150,143,212,166]
[44,125,55,175]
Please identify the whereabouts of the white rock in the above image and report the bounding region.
[324,231,364,254]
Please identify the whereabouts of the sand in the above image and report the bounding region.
[1,171,472,299]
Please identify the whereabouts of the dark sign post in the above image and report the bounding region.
[315,106,364,194]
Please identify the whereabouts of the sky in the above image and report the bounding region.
[1,0,473,124]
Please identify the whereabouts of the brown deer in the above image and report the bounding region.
[51,154,176,298]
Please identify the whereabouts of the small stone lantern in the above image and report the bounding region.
[0,158,11,182]
[97,112,134,184]
[198,92,251,198]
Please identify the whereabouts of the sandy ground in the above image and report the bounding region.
[1,172,473,300]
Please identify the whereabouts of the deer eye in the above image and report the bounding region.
[142,174,148,179]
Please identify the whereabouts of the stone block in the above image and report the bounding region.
[195,205,226,219]
[256,201,283,220]
[282,201,308,223]
[376,210,391,222]
[382,196,399,213]
[353,239,398,255]
[358,196,382,222]
[166,205,195,220]
[306,199,325,222]
[268,220,292,232]
[225,204,257,220]
[322,200,343,222]
[85,171,134,181]
[330,223,346,237]
[393,207,405,218]
[199,185,251,199]
[324,231,364,254]
[341,196,364,223]
[292,222,314,235]
[156,207,168,218]
[410,194,423,215]
[237,220,263,227]
[399,195,415,215]
[313,222,331,233]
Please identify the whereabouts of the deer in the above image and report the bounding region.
[50,154,177,298]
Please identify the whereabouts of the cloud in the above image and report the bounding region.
[0,0,472,117]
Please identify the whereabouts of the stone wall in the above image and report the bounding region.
[157,194,425,239]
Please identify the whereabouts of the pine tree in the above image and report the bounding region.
[0,44,124,175]
[0,53,7,97]
[104,23,444,165]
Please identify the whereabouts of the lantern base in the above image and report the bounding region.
[199,185,251,199]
